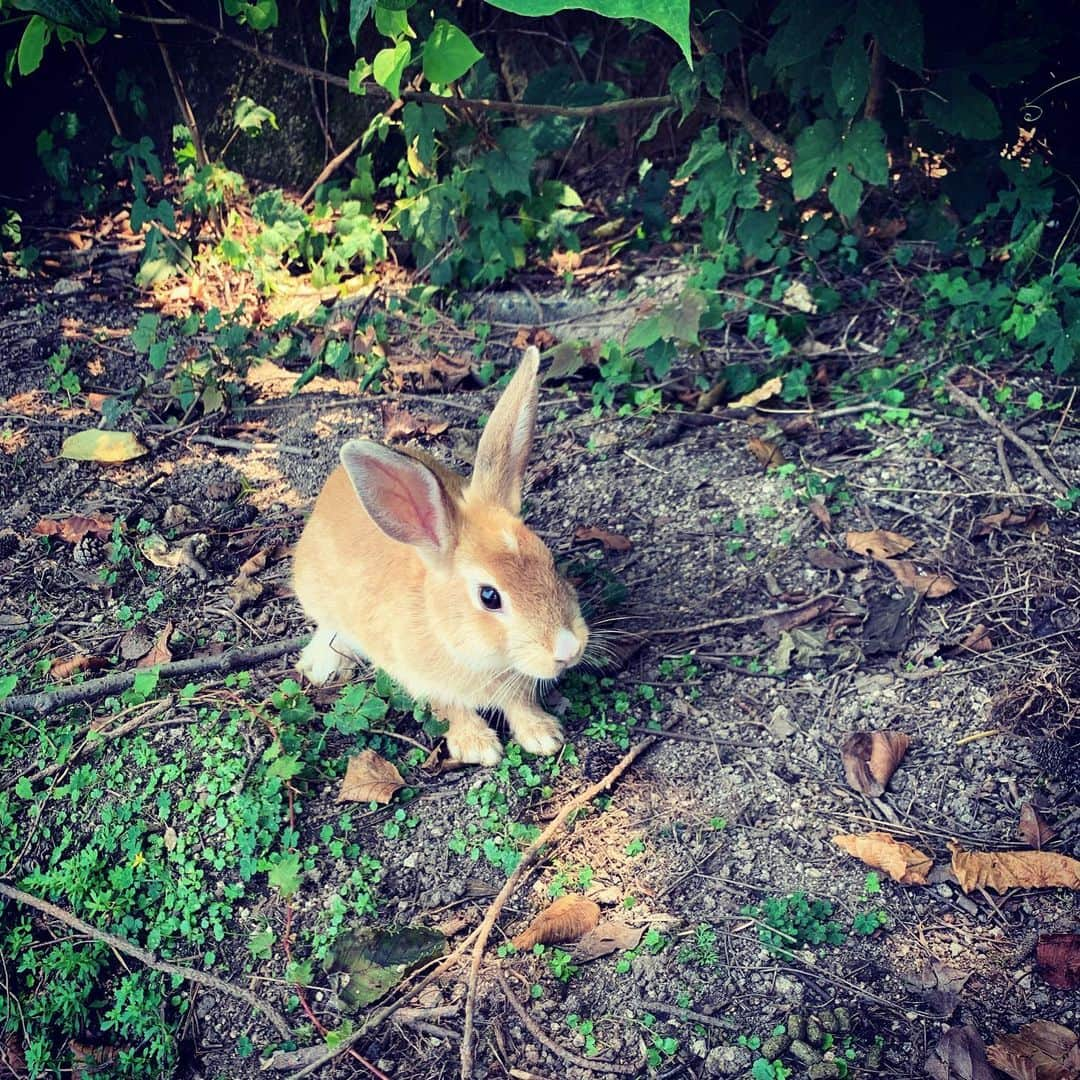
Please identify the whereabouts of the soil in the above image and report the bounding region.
[1,266,1078,1080]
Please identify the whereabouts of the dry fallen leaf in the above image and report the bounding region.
[380,402,450,442]
[926,1024,999,1080]
[33,513,114,544]
[137,622,174,669]
[338,750,405,805]
[807,498,832,529]
[957,623,994,653]
[840,730,911,796]
[746,436,786,469]
[845,529,915,560]
[781,281,817,313]
[987,1020,1080,1080]
[49,654,108,681]
[729,375,783,409]
[238,550,269,577]
[1036,934,1080,991]
[761,597,836,638]
[884,558,957,598]
[903,961,971,1018]
[807,547,859,572]
[228,574,264,613]
[61,429,146,463]
[573,526,632,552]
[1019,804,1055,849]
[974,506,1043,536]
[833,831,933,884]
[949,841,1080,893]
[572,920,644,962]
[512,894,601,950]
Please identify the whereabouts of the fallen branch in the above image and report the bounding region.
[496,968,638,1074]
[459,729,661,1078]
[0,881,292,1038]
[647,590,838,638]
[2,637,309,716]
[946,380,1069,497]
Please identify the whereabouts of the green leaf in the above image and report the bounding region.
[60,429,147,462]
[844,119,887,184]
[268,853,302,897]
[328,926,446,1010]
[828,168,862,219]
[422,19,482,84]
[373,41,411,99]
[856,0,922,72]
[15,777,33,800]
[484,126,538,197]
[17,15,48,77]
[736,208,780,260]
[791,119,840,199]
[233,96,278,133]
[11,0,119,31]
[923,70,1001,141]
[349,0,374,43]
[831,31,869,116]
[374,3,411,37]
[0,674,16,700]
[482,0,692,66]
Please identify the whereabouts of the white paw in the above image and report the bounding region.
[445,721,504,767]
[511,712,565,757]
[297,632,346,687]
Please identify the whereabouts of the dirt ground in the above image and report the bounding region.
[1,269,1078,1080]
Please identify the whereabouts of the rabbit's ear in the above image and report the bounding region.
[340,441,455,557]
[470,346,540,513]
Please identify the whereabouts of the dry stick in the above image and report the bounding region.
[946,380,1069,496]
[495,968,638,1075]
[0,882,292,1038]
[459,730,661,1079]
[76,41,123,137]
[2,637,308,717]
[187,434,316,458]
[648,590,837,638]
[300,135,360,205]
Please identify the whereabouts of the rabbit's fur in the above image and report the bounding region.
[292,348,588,765]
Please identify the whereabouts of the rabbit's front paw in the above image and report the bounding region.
[444,712,504,767]
[508,706,565,758]
[297,629,346,686]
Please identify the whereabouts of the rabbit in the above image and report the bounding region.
[291,346,589,766]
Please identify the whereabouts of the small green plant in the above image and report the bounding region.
[678,922,720,968]
[743,892,846,959]
[44,346,81,403]
[566,1013,598,1055]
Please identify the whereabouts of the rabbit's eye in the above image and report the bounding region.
[479,585,502,611]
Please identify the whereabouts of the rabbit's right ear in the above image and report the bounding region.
[340,441,456,558]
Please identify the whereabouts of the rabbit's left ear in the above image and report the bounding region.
[469,346,540,514]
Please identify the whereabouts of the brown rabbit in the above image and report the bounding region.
[291,347,588,765]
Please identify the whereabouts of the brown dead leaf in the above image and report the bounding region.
[926,1024,999,1080]
[228,574,264,613]
[729,376,783,409]
[572,920,644,962]
[1019,804,1055,850]
[49,654,109,681]
[137,622,174,668]
[337,749,405,805]
[949,841,1080,893]
[884,558,957,598]
[958,623,994,653]
[33,513,114,544]
[573,526,632,552]
[845,529,915,560]
[86,392,111,412]
[238,550,269,577]
[903,961,971,1018]
[1036,934,1080,991]
[512,894,601,950]
[974,506,1044,537]
[807,498,832,529]
[513,327,557,350]
[840,730,911,796]
[761,597,836,638]
[833,831,933,884]
[987,1020,1080,1080]
[380,402,450,442]
[746,436,786,469]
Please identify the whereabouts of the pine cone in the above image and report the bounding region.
[72,535,104,567]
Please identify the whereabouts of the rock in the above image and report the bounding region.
[703,1045,752,1076]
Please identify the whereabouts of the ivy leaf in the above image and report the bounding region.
[736,207,780,260]
[373,41,411,99]
[348,0,374,44]
[422,19,482,84]
[233,96,278,133]
[923,70,1001,141]
[831,30,870,116]
[792,119,841,199]
[484,126,538,197]
[844,119,887,184]
[482,0,692,66]
[857,0,923,72]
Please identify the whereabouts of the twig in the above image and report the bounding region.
[640,999,736,1031]
[2,637,308,717]
[994,434,1021,494]
[495,968,638,1074]
[648,590,837,638]
[946,380,1069,496]
[187,434,316,458]
[459,730,661,1078]
[301,136,361,205]
[0,881,292,1038]
[712,97,793,161]
[76,41,123,137]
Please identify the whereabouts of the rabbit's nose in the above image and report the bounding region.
[553,628,580,665]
